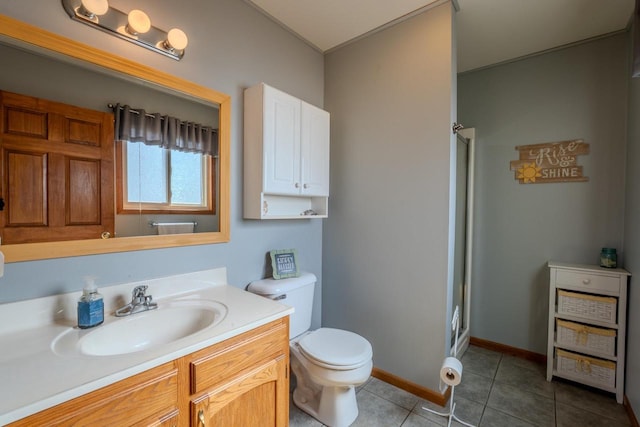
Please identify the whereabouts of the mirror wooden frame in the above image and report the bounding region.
[0,14,230,263]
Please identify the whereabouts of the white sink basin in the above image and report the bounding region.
[53,299,227,357]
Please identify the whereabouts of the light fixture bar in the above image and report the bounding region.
[61,0,187,61]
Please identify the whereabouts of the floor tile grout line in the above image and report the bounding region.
[493,353,503,381]
[398,410,412,427]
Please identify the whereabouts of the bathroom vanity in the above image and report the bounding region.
[0,268,292,426]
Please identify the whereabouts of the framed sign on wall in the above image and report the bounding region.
[510,139,589,184]
[270,249,299,279]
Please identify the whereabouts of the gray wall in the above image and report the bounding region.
[323,2,456,391]
[458,34,629,353]
[0,0,325,328]
[624,28,640,419]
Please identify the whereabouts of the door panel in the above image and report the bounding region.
[67,158,101,224]
[6,151,47,226]
[300,101,329,196]
[0,90,114,243]
[66,117,102,147]
[263,85,300,195]
[4,106,48,139]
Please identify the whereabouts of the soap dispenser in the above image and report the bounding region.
[77,277,104,329]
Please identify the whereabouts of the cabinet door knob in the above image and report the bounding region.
[582,279,591,284]
[295,183,300,188]
[303,183,309,189]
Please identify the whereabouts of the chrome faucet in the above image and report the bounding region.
[115,285,158,317]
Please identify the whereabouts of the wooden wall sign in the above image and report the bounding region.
[510,139,589,184]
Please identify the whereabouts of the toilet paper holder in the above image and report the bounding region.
[422,306,475,427]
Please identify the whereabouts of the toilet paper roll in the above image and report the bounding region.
[440,356,463,386]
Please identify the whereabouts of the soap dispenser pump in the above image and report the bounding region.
[77,277,104,329]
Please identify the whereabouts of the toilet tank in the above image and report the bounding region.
[247,272,316,339]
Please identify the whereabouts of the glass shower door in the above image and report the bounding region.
[451,128,475,357]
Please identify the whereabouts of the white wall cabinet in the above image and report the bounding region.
[546,261,630,403]
[244,83,329,219]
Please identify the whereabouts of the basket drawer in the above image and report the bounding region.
[555,270,620,295]
[556,319,616,356]
[557,290,617,324]
[556,349,616,388]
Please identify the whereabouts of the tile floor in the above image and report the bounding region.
[289,345,632,427]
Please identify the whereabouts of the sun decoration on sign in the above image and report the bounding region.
[517,162,542,183]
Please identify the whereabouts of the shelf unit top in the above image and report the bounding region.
[548,261,630,276]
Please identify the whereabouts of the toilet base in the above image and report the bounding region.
[290,352,362,427]
[293,384,358,427]
[288,330,372,427]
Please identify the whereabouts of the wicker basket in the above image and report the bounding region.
[556,319,616,356]
[556,349,616,388]
[557,290,617,324]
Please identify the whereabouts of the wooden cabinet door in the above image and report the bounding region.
[0,90,114,244]
[263,84,301,195]
[300,101,329,196]
[191,356,288,427]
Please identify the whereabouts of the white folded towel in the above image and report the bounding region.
[157,223,194,235]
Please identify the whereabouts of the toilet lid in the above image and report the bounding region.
[298,328,372,370]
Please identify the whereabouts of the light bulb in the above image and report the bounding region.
[127,9,151,35]
[166,28,188,50]
[80,0,109,17]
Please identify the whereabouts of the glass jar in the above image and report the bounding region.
[600,248,617,268]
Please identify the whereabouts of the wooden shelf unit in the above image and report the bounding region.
[546,261,630,404]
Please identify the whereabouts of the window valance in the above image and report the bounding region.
[112,103,218,157]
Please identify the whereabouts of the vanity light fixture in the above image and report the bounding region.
[78,0,109,21]
[61,0,188,60]
[165,28,189,51]
[126,9,151,36]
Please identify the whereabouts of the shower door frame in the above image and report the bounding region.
[451,127,475,358]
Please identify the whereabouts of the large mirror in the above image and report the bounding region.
[0,15,230,263]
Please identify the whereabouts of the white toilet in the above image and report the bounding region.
[248,272,373,427]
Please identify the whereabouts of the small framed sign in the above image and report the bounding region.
[270,249,299,279]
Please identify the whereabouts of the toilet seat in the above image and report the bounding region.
[297,328,372,371]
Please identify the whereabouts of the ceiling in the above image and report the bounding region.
[246,0,635,73]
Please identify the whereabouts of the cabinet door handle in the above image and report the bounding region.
[198,409,206,426]
[582,279,591,284]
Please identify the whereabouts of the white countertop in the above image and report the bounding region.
[0,268,293,425]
